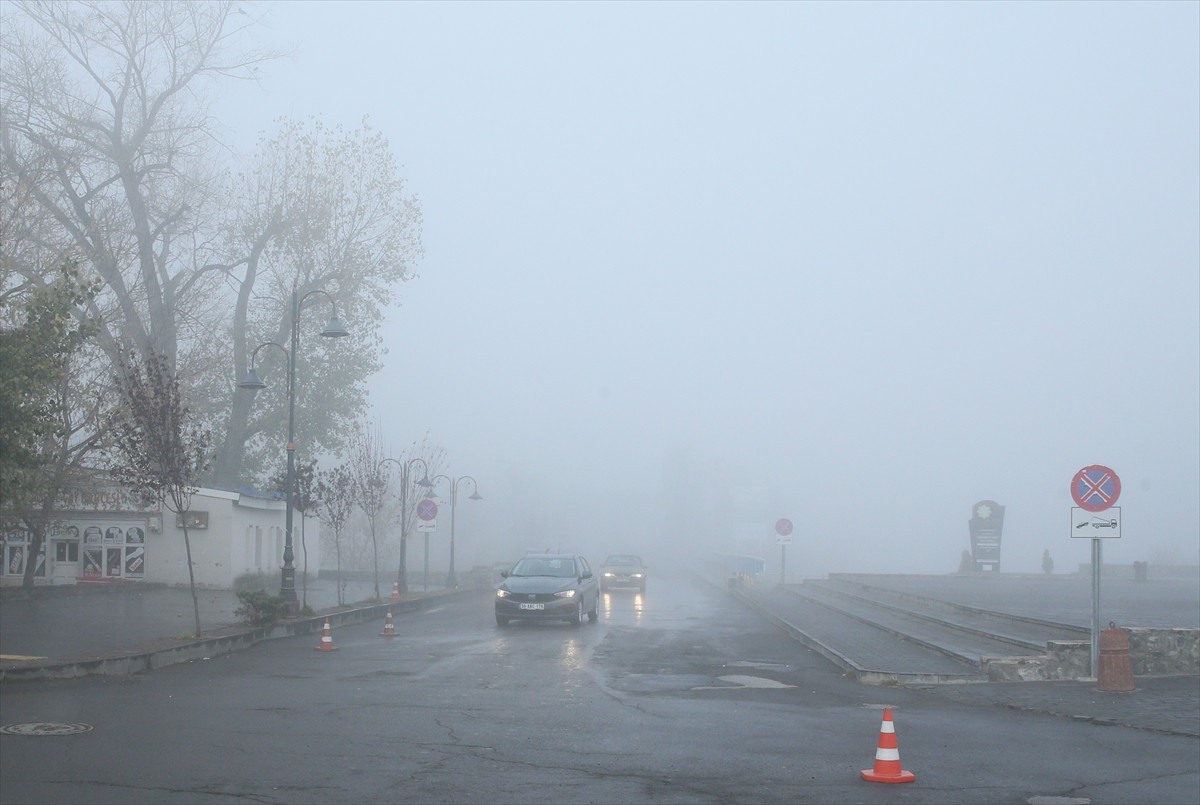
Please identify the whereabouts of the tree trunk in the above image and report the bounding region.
[182,524,202,638]
[370,516,380,600]
[210,390,257,487]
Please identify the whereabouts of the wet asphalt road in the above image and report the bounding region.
[1,570,1196,804]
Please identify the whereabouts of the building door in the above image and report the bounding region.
[51,540,80,582]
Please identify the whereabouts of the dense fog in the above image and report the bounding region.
[219,2,1198,581]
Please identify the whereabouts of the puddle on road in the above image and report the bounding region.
[725,660,791,672]
[693,675,795,690]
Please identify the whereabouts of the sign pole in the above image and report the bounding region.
[774,518,794,586]
[1091,538,1101,677]
[1070,464,1121,680]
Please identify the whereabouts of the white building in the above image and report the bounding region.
[0,487,318,589]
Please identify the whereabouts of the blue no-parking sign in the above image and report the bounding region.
[1071,465,1121,512]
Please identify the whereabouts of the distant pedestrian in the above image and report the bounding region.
[1042,549,1054,575]
[958,550,973,573]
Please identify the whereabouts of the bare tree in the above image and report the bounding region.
[2,2,423,491]
[107,352,212,637]
[390,434,448,595]
[0,0,271,364]
[315,463,356,607]
[348,424,388,599]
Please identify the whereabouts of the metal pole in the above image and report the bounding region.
[780,544,786,585]
[1091,537,1101,678]
[423,532,429,592]
[446,480,458,589]
[398,463,408,596]
[280,288,298,613]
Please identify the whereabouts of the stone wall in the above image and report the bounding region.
[983,628,1199,682]
[1129,628,1200,676]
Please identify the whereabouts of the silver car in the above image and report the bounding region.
[600,554,647,592]
[495,553,600,626]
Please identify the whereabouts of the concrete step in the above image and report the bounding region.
[784,582,1041,669]
[725,583,986,684]
[812,577,1089,649]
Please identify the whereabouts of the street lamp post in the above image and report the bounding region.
[428,475,481,590]
[238,285,348,614]
[376,456,431,596]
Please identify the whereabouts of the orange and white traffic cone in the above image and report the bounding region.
[860,707,915,783]
[380,610,396,638]
[391,582,401,600]
[315,619,339,652]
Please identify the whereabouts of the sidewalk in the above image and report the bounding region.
[0,577,463,681]
[908,675,1200,738]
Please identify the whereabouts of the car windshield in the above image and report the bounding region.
[510,557,577,578]
[605,555,641,565]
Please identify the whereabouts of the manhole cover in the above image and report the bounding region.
[1,722,94,736]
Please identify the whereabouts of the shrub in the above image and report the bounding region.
[232,572,275,593]
[234,590,290,627]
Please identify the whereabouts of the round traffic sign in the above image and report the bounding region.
[416,499,438,521]
[775,518,793,536]
[1071,465,1121,512]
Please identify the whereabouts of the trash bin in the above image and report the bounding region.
[1096,622,1135,692]
[1133,561,1148,582]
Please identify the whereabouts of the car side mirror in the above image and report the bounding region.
[581,571,592,579]
[500,569,509,578]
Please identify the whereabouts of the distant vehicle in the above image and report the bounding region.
[600,554,647,592]
[494,553,600,627]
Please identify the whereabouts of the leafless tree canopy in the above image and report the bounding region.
[1,1,424,489]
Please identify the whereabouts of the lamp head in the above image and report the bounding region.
[238,368,266,390]
[321,313,349,338]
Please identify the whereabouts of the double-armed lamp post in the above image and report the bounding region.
[376,456,432,596]
[427,475,481,590]
[238,286,349,614]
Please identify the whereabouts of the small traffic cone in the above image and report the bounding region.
[315,619,339,652]
[380,610,397,638]
[391,582,401,600]
[860,707,915,783]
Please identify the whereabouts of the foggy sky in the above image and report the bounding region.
[217,1,1199,577]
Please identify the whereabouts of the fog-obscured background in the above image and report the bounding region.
[218,1,1198,578]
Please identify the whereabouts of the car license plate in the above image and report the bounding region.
[519,602,544,610]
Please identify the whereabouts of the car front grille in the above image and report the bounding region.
[513,592,558,603]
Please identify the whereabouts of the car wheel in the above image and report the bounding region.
[569,599,583,625]
[495,614,509,627]
[587,593,599,623]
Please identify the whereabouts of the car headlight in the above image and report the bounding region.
[495,589,510,598]
[603,572,614,577]
[633,573,643,578]
[553,589,576,598]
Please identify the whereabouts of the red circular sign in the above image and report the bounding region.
[1071,465,1121,512]
[416,499,438,520]
[775,518,793,536]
